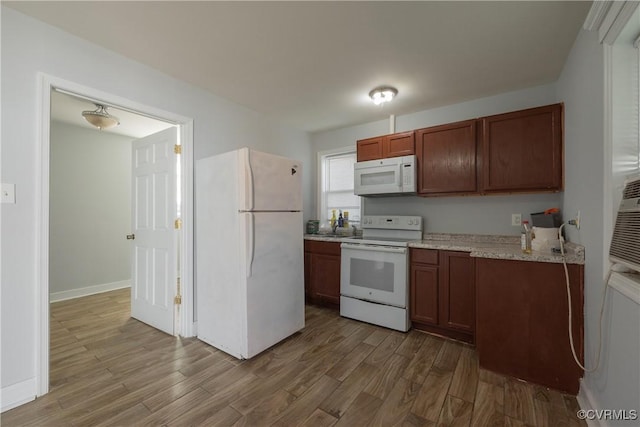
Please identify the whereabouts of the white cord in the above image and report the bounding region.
[559,222,611,373]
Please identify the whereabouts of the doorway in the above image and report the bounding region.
[37,74,195,396]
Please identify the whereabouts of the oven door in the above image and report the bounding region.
[340,243,408,308]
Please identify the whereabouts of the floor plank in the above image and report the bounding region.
[0,289,589,427]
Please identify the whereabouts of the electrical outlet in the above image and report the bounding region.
[511,213,522,226]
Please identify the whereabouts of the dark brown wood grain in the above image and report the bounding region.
[416,119,478,195]
[304,240,341,308]
[481,103,563,193]
[475,257,584,394]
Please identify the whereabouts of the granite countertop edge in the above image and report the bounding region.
[409,233,585,265]
[304,233,585,265]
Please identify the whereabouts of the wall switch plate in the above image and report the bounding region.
[1,183,15,204]
[511,213,521,226]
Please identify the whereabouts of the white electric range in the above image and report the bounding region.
[340,215,423,332]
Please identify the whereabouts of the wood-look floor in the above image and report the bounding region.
[2,289,586,426]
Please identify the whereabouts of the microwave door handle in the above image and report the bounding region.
[395,163,402,188]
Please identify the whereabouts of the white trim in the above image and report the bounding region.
[180,120,196,337]
[49,280,131,303]
[316,145,357,221]
[577,379,605,427]
[584,1,612,32]
[586,1,640,44]
[603,43,615,277]
[36,74,51,398]
[602,2,640,45]
[36,73,196,398]
[1,378,36,413]
[609,271,640,304]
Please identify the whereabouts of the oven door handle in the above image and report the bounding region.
[341,243,407,254]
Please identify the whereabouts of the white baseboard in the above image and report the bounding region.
[1,378,36,413]
[50,280,130,302]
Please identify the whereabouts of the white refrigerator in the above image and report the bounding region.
[195,147,304,359]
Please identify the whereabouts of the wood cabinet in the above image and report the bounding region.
[416,120,478,196]
[304,240,341,308]
[481,103,563,193]
[476,258,584,394]
[410,248,475,343]
[356,131,415,161]
[356,136,384,162]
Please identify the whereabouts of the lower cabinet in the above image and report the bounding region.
[304,240,341,308]
[476,258,584,394]
[410,248,475,343]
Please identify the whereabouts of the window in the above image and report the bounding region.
[318,148,361,227]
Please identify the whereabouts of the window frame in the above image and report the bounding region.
[316,146,361,227]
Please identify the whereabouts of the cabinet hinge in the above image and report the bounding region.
[174,218,182,230]
[174,144,182,155]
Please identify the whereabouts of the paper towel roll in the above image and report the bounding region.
[532,227,559,241]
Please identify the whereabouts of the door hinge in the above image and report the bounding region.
[174,278,182,305]
[174,218,182,230]
[174,144,182,155]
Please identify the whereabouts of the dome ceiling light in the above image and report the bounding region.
[369,86,398,105]
[82,104,120,130]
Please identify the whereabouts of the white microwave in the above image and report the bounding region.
[354,155,416,196]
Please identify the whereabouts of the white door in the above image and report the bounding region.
[130,127,178,335]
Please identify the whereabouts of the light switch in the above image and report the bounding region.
[1,183,15,204]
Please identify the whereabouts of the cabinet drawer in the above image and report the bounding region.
[304,240,341,256]
[410,248,438,265]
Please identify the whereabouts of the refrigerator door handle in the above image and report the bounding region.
[246,213,255,278]
[244,149,254,211]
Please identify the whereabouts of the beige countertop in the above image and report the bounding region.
[305,232,585,265]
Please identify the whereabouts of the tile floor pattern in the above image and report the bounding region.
[2,288,587,426]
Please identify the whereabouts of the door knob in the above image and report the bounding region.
[126,234,135,240]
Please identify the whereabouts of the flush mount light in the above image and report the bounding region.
[82,104,120,130]
[369,86,398,105]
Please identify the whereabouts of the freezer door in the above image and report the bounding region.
[241,211,304,358]
[239,148,302,211]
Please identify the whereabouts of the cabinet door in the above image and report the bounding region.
[416,120,478,195]
[439,251,475,333]
[304,251,311,300]
[310,253,341,305]
[476,258,584,394]
[383,131,415,158]
[410,263,439,325]
[357,137,384,162]
[482,103,563,192]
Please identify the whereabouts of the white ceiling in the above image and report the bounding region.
[7,1,592,133]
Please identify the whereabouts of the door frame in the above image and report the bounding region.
[35,73,195,396]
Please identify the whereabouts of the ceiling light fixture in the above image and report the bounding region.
[369,86,398,105]
[82,104,120,130]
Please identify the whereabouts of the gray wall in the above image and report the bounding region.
[311,84,563,235]
[49,121,132,297]
[1,6,312,394]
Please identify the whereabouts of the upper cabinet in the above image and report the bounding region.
[356,136,384,162]
[354,103,563,197]
[481,103,563,193]
[356,131,415,162]
[416,120,478,196]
